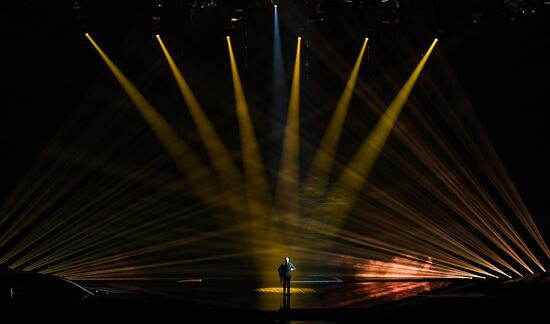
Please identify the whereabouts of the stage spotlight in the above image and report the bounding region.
[5,26,547,284]
[157,34,243,216]
[325,38,438,230]
[276,36,301,219]
[226,35,271,214]
[85,33,221,210]
[304,37,368,201]
[272,0,286,173]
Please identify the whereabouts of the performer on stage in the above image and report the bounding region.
[278,256,296,295]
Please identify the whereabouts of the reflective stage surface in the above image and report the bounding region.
[2,269,549,323]
[81,277,453,310]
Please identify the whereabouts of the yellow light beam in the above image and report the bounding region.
[226,36,271,218]
[226,35,273,294]
[304,38,368,198]
[157,35,244,216]
[276,36,302,222]
[85,33,221,208]
[327,38,438,228]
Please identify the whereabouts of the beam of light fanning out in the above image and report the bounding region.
[226,36,271,218]
[156,35,244,217]
[304,38,369,198]
[85,33,222,209]
[326,38,438,229]
[276,37,302,226]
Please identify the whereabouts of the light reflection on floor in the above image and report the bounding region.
[82,279,452,311]
[256,287,316,294]
[328,281,450,307]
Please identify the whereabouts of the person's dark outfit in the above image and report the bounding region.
[278,260,295,295]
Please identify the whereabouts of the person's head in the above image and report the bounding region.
[285,257,289,263]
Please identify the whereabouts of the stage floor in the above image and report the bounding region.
[80,276,456,311]
[3,272,548,322]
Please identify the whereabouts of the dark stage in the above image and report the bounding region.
[2,268,549,323]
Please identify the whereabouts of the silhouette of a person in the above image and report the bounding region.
[278,257,296,295]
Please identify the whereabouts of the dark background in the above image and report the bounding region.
[2,0,549,243]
